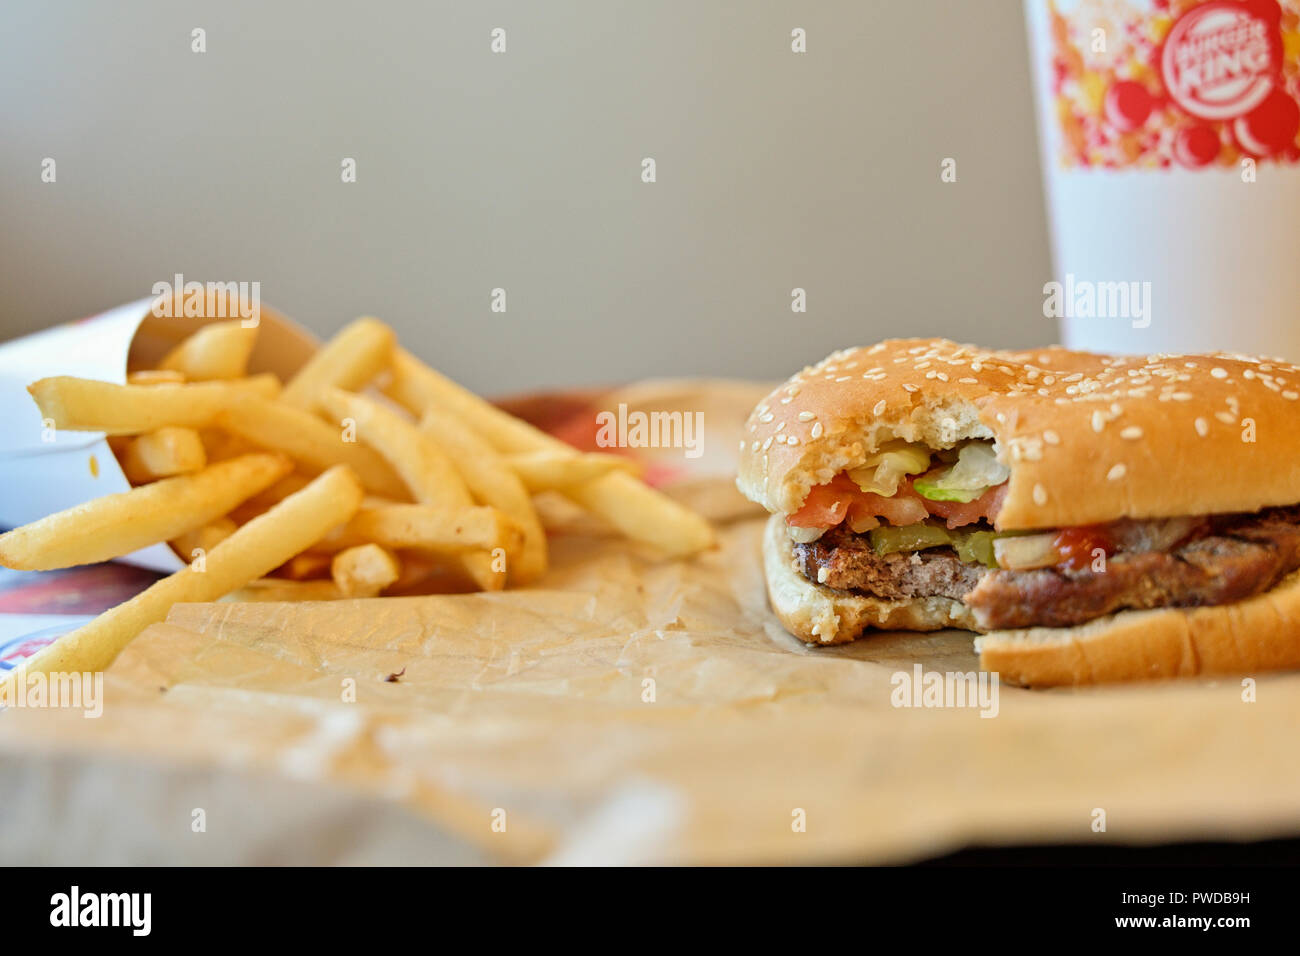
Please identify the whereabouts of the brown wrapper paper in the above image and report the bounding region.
[3,380,1300,865]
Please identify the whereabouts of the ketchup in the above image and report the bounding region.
[1052,525,1114,571]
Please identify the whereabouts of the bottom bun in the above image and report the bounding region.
[761,513,1300,686]
[762,513,981,643]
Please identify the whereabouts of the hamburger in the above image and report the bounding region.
[738,338,1300,686]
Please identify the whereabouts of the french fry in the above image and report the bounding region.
[214,394,408,499]
[564,474,718,555]
[198,427,260,463]
[386,348,561,454]
[382,552,440,595]
[279,317,394,409]
[419,409,547,584]
[158,321,258,380]
[385,349,714,556]
[227,472,313,523]
[28,374,279,435]
[331,543,400,597]
[317,387,504,590]
[0,454,292,570]
[170,519,237,561]
[0,466,363,683]
[119,427,207,483]
[318,388,470,507]
[504,450,639,492]
[127,369,186,386]
[324,504,523,556]
[226,579,344,602]
[279,551,334,580]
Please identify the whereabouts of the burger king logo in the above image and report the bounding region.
[1160,0,1283,121]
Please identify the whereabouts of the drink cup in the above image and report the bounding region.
[1024,0,1300,357]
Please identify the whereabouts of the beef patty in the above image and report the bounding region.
[793,506,1300,630]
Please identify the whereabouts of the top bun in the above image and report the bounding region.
[737,338,1300,530]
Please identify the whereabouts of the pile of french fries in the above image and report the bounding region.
[0,316,714,681]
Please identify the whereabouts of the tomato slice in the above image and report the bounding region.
[922,483,1008,529]
[789,473,1008,531]
[852,486,930,527]
[787,475,858,528]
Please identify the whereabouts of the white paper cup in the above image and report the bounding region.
[1024,0,1300,358]
[0,299,318,571]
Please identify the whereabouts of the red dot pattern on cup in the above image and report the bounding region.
[1049,0,1300,170]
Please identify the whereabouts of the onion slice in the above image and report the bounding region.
[993,533,1061,570]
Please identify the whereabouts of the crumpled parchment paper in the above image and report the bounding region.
[3,379,1299,865]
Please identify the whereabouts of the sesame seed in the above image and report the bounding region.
[936,372,949,382]
[1215,411,1236,425]
[1107,463,1127,481]
[1043,429,1060,445]
[871,399,887,416]
[959,377,977,385]
[1285,391,1299,401]
[1194,417,1209,437]
[758,412,774,423]
[797,411,815,421]
[834,376,850,383]
[1171,392,1193,401]
[1091,411,1106,432]
[1032,483,1048,506]
[776,421,786,432]
[787,435,800,445]
[810,422,823,439]
[1210,367,1228,379]
[1120,426,1143,440]
[761,437,773,451]
[902,384,919,393]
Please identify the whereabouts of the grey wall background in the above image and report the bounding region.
[0,0,1051,394]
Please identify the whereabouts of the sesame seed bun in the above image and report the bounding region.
[762,513,1300,686]
[738,338,1300,529]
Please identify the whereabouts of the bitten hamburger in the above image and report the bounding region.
[738,338,1300,686]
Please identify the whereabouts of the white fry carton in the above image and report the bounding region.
[0,298,318,571]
